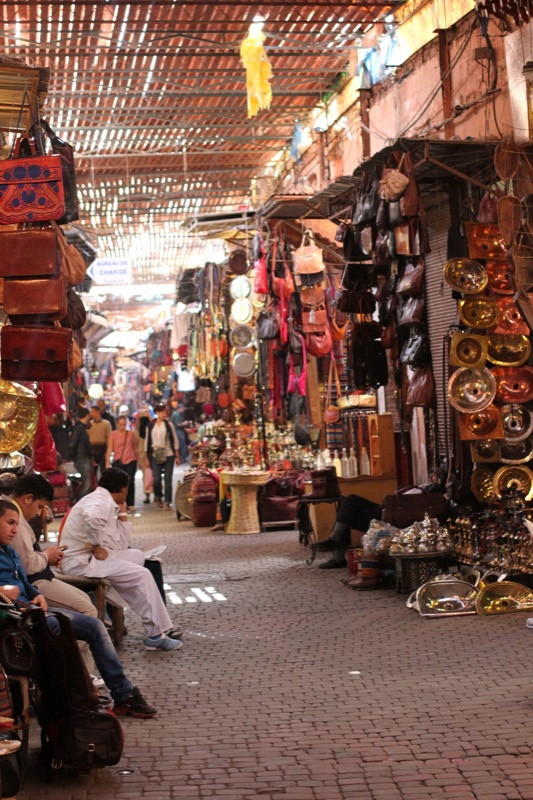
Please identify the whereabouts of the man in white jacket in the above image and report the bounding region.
[60,468,182,652]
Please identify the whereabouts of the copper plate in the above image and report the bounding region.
[448,367,497,412]
[494,296,529,335]
[501,403,533,441]
[487,334,531,366]
[485,259,514,295]
[471,465,497,501]
[470,439,501,463]
[449,332,487,369]
[465,222,507,260]
[493,366,533,404]
[458,296,499,330]
[443,257,488,294]
[493,465,533,501]
[458,405,503,440]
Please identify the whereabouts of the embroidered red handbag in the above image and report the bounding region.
[0,136,65,225]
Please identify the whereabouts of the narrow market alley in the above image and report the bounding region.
[17,485,533,800]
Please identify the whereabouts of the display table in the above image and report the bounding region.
[392,552,451,594]
[221,471,270,535]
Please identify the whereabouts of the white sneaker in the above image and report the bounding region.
[143,633,183,652]
[91,674,105,688]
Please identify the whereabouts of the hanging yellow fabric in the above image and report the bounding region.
[240,27,272,118]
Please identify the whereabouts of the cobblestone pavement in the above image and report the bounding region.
[15,480,533,799]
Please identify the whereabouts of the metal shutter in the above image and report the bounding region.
[424,200,456,458]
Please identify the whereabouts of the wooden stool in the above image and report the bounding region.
[54,574,125,647]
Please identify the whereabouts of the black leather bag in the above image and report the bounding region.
[35,119,79,225]
[0,622,35,676]
[399,329,431,367]
[256,310,280,340]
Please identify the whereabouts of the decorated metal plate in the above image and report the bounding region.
[448,367,497,412]
[487,334,531,366]
[0,378,39,454]
[229,324,255,349]
[500,437,533,464]
[458,296,499,329]
[493,464,533,501]
[471,465,498,502]
[443,257,488,294]
[230,297,253,325]
[232,351,256,378]
[493,366,533,404]
[501,403,533,441]
[229,275,252,300]
[470,439,501,463]
[449,332,487,369]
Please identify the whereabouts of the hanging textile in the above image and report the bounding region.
[240,27,273,118]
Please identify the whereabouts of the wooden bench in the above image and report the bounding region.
[53,574,125,647]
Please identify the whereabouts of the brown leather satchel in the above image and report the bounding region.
[302,304,328,333]
[323,357,341,424]
[405,365,436,407]
[4,274,68,323]
[1,323,73,382]
[382,485,448,527]
[0,226,60,278]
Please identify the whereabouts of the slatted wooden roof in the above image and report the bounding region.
[1,0,402,290]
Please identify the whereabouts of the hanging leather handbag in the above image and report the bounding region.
[293,230,323,274]
[373,229,393,266]
[388,199,406,227]
[380,153,410,201]
[323,356,342,424]
[0,136,65,225]
[4,274,68,323]
[1,324,73,382]
[55,223,87,287]
[0,225,60,278]
[359,224,374,256]
[299,284,325,307]
[61,288,87,330]
[305,327,332,358]
[361,165,382,222]
[398,296,425,326]
[397,257,425,296]
[331,310,347,341]
[301,304,328,333]
[399,329,431,367]
[256,309,280,340]
[35,119,79,224]
[406,365,436,407]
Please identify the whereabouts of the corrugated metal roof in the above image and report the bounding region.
[1,0,403,289]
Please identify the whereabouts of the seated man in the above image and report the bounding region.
[60,468,181,652]
[0,499,156,718]
[7,474,98,619]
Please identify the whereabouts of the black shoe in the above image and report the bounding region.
[318,558,348,570]
[314,537,340,552]
[114,687,157,719]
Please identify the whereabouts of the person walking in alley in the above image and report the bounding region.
[145,403,180,510]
